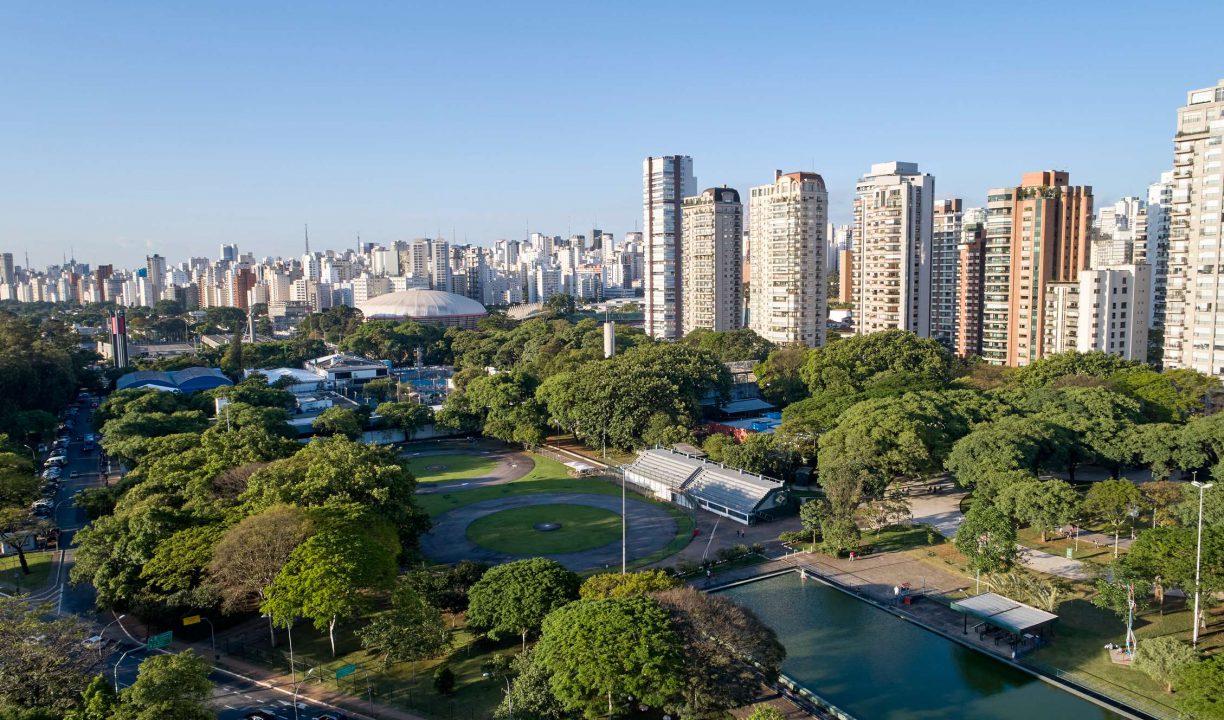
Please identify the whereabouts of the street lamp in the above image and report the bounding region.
[292,667,317,720]
[113,647,136,693]
[1191,479,1215,648]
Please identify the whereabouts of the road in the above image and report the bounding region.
[47,402,345,720]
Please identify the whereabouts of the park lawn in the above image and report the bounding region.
[406,453,501,483]
[0,551,53,593]
[466,504,622,555]
[1026,595,1220,719]
[1015,526,1118,566]
[245,614,516,720]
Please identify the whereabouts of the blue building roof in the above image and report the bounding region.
[117,367,233,393]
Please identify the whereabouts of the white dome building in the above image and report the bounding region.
[356,289,488,329]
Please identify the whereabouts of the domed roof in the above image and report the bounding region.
[357,288,487,320]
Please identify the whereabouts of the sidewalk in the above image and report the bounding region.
[909,489,1096,582]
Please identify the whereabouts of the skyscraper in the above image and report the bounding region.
[680,187,743,334]
[748,171,828,347]
[146,254,166,301]
[0,253,13,286]
[1146,171,1174,330]
[851,162,934,337]
[643,155,696,339]
[931,199,963,347]
[955,217,986,357]
[980,172,1093,366]
[1163,79,1224,374]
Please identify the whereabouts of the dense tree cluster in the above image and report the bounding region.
[0,312,100,440]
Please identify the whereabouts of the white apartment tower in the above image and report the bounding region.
[748,171,828,347]
[1043,264,1151,361]
[1147,171,1174,329]
[643,155,696,339]
[1163,79,1224,374]
[680,187,743,335]
[851,162,934,337]
[930,198,962,347]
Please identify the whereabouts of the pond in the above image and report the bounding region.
[719,573,1125,720]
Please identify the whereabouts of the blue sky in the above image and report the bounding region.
[2,1,1223,268]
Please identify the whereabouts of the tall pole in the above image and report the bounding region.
[1191,479,1214,648]
[621,465,627,574]
[113,647,135,693]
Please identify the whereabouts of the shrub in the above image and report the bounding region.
[433,666,456,695]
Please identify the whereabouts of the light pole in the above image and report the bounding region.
[292,667,317,720]
[1191,479,1214,648]
[113,647,136,693]
[621,464,627,574]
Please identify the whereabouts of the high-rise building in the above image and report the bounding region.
[1043,264,1151,361]
[220,244,238,263]
[930,198,963,347]
[851,162,934,337]
[1147,171,1174,330]
[955,218,987,357]
[643,155,696,339]
[748,171,828,347]
[680,187,743,335]
[146,254,166,300]
[431,240,451,292]
[0,253,13,286]
[980,172,1093,366]
[1162,80,1224,374]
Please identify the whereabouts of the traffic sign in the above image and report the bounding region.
[335,663,357,680]
[146,631,172,650]
[1066,548,1074,559]
[182,615,201,626]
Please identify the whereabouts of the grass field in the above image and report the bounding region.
[465,504,621,555]
[419,453,695,570]
[0,551,53,593]
[405,453,502,483]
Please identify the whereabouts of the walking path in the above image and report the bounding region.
[419,492,678,570]
[908,488,1101,581]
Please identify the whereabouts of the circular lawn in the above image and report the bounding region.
[465,504,621,555]
[405,453,500,483]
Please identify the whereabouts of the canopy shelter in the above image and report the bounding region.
[951,593,1058,650]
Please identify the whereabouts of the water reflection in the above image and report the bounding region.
[719,574,1122,720]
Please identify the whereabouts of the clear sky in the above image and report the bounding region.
[3,1,1223,268]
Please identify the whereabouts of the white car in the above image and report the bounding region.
[82,635,105,651]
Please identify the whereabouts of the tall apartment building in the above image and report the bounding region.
[1147,171,1174,329]
[0,253,13,286]
[851,162,934,336]
[643,155,696,339]
[1043,264,1151,361]
[146,254,166,300]
[680,187,743,334]
[931,199,963,347]
[748,171,828,347]
[1161,80,1224,374]
[431,240,451,292]
[955,219,986,357]
[979,172,1093,366]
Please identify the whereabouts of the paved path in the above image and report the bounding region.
[909,488,1097,581]
[419,492,677,570]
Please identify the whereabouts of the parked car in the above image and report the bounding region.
[82,635,105,651]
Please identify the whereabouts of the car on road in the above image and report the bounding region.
[241,711,278,720]
[32,500,53,517]
[315,713,347,720]
[82,635,105,651]
[70,470,80,478]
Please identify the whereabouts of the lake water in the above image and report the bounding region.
[719,573,1124,720]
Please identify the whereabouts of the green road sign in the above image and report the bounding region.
[1066,548,1074,559]
[146,631,173,650]
[335,663,357,680]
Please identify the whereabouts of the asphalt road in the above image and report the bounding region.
[49,403,345,720]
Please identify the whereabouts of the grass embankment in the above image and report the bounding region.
[242,615,515,720]
[0,551,53,593]
[405,453,500,483]
[466,504,622,555]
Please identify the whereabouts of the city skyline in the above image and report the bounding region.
[3,3,1224,266]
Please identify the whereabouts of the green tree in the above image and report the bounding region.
[262,516,400,656]
[219,331,244,377]
[534,596,684,719]
[543,293,576,317]
[403,561,489,618]
[495,649,567,720]
[799,499,828,547]
[994,478,1080,542]
[945,416,1068,496]
[375,401,433,439]
[746,708,787,720]
[680,328,776,363]
[0,598,100,713]
[800,329,952,395]
[1176,655,1224,719]
[653,587,785,718]
[1140,481,1186,528]
[1134,635,1198,692]
[465,558,580,649]
[311,406,363,439]
[209,506,312,614]
[432,666,456,695]
[754,345,810,405]
[358,580,452,669]
[1011,351,1144,388]
[112,651,214,720]
[954,504,1018,576]
[65,675,117,720]
[578,570,679,599]
[1084,479,1143,557]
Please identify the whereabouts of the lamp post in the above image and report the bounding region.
[113,647,136,693]
[292,667,317,720]
[1191,479,1214,648]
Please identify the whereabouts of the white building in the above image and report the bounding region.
[1162,79,1224,374]
[851,161,934,337]
[680,187,743,334]
[1044,264,1151,361]
[748,171,828,347]
[930,198,962,347]
[1147,171,1174,329]
[643,155,696,339]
